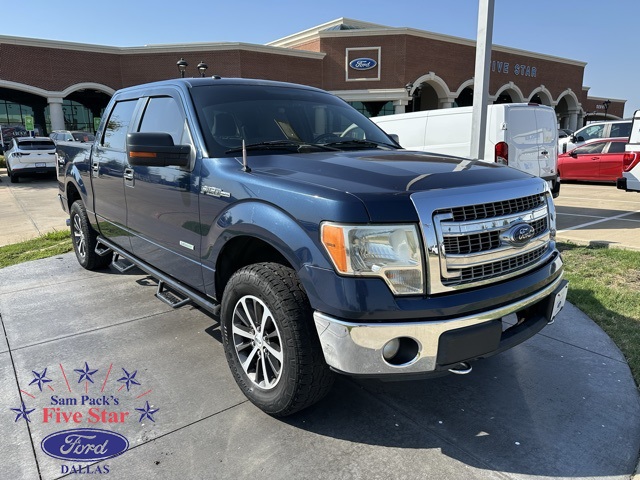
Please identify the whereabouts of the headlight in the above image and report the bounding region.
[321,223,424,295]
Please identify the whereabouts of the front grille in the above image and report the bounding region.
[445,245,548,285]
[442,217,548,255]
[443,231,500,255]
[438,194,545,222]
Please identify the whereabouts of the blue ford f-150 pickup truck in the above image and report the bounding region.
[57,77,568,416]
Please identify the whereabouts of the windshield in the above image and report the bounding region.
[191,84,398,157]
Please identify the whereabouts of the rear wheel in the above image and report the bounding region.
[7,164,18,183]
[70,200,112,270]
[221,262,334,416]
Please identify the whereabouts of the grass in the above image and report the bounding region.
[558,242,640,387]
[0,230,72,269]
[0,154,5,168]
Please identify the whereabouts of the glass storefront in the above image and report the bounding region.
[0,100,35,130]
[349,101,395,118]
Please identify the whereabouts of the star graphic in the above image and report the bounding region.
[29,368,52,392]
[10,403,35,423]
[117,368,141,391]
[135,401,159,423]
[74,362,98,384]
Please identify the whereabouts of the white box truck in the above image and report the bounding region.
[371,103,560,197]
[617,109,640,192]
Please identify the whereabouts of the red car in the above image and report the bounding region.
[558,137,629,183]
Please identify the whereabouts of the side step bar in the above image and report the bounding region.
[111,253,136,273]
[95,236,220,315]
[156,280,191,308]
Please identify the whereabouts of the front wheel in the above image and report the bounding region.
[69,201,112,270]
[221,262,334,416]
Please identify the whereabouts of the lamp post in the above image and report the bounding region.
[176,58,188,78]
[405,83,413,112]
[197,61,209,77]
[603,99,611,121]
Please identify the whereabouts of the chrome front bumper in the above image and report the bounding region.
[313,271,567,376]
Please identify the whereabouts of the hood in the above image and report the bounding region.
[248,150,533,222]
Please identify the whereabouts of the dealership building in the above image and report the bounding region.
[0,18,626,137]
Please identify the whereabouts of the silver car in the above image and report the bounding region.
[5,137,57,183]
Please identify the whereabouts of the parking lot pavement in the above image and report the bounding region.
[0,253,639,480]
[0,170,67,247]
[555,183,640,250]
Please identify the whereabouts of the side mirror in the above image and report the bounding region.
[127,132,190,168]
[569,134,576,143]
[576,135,585,143]
[569,150,578,158]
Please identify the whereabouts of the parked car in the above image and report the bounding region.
[558,137,628,183]
[5,136,57,183]
[50,130,95,143]
[559,120,631,153]
[558,128,573,139]
[617,109,640,192]
[1,124,29,151]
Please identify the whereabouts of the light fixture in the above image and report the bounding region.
[176,58,188,78]
[197,61,208,77]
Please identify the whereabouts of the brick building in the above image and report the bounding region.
[0,18,625,137]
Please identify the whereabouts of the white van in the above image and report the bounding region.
[617,110,640,192]
[371,103,560,196]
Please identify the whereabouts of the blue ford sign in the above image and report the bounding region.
[41,428,129,462]
[349,58,377,71]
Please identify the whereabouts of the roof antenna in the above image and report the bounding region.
[242,139,251,172]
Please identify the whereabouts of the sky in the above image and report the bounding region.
[3,0,638,117]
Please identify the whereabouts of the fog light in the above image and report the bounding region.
[382,338,401,360]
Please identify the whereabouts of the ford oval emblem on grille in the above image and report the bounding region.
[349,58,377,70]
[500,222,536,247]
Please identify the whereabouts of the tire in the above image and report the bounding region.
[69,200,113,270]
[7,164,18,183]
[221,262,334,416]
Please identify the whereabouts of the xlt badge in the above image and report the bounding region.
[201,186,230,198]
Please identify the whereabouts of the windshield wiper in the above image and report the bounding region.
[226,140,338,154]
[320,139,399,150]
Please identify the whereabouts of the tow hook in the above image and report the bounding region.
[448,362,473,375]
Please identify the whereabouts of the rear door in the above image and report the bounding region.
[505,106,541,177]
[599,140,626,181]
[534,107,558,182]
[91,99,140,249]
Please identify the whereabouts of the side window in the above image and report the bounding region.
[138,96,188,145]
[606,141,625,154]
[574,142,606,155]
[102,100,138,150]
[579,125,604,141]
[610,122,631,138]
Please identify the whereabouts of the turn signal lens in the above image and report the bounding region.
[321,224,347,272]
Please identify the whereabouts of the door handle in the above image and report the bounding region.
[541,150,549,156]
[124,167,135,186]
[91,161,99,178]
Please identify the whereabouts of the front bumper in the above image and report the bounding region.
[314,275,568,377]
